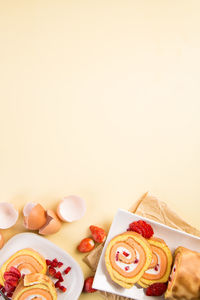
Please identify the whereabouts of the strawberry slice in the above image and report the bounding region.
[77,238,95,253]
[8,267,21,278]
[59,285,67,292]
[89,226,107,243]
[4,282,15,293]
[64,267,71,275]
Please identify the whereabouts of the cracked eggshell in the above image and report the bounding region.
[0,233,4,249]
[39,209,62,235]
[57,195,86,222]
[23,203,47,230]
[0,202,19,229]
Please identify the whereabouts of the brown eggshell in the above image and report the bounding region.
[39,209,62,235]
[0,233,4,249]
[24,204,47,230]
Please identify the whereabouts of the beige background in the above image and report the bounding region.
[0,1,200,299]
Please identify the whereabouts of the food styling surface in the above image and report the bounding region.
[1,1,200,300]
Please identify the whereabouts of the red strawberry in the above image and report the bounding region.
[83,276,97,293]
[55,280,61,288]
[58,275,64,282]
[8,267,21,278]
[59,285,67,292]
[4,272,19,281]
[90,226,107,243]
[128,220,154,239]
[4,278,18,287]
[77,238,95,253]
[4,282,15,293]
[54,271,61,279]
[46,259,52,266]
[146,282,167,296]
[64,267,71,275]
[57,262,63,268]
[48,267,56,276]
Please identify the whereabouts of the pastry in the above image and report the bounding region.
[165,246,200,300]
[12,273,57,299]
[0,248,47,285]
[105,231,152,288]
[138,237,172,287]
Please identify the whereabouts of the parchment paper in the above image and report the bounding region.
[83,192,200,300]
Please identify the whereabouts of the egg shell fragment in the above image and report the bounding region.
[0,202,19,229]
[0,233,4,249]
[57,195,86,222]
[23,203,47,230]
[39,209,62,235]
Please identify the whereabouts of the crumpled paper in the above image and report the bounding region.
[83,192,200,300]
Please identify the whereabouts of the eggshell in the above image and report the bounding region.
[39,209,62,235]
[0,233,4,249]
[57,195,86,222]
[23,203,47,230]
[0,202,19,229]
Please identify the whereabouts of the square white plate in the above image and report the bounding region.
[0,233,84,300]
[93,209,200,300]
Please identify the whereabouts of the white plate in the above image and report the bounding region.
[0,233,84,300]
[93,209,200,300]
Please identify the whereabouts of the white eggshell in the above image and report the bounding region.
[57,195,86,222]
[0,202,19,229]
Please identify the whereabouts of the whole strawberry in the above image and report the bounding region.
[83,276,97,293]
[90,225,107,243]
[146,282,167,296]
[77,238,95,253]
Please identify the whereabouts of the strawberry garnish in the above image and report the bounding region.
[89,225,107,243]
[146,282,167,296]
[128,220,154,239]
[64,267,71,275]
[77,238,95,253]
[83,276,97,293]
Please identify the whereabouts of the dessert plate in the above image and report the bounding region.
[0,233,84,300]
[93,209,200,300]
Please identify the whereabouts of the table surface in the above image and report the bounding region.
[0,1,200,299]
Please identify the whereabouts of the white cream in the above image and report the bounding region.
[115,247,140,273]
[145,253,161,275]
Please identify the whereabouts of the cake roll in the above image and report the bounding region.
[138,237,172,287]
[165,246,200,300]
[0,248,47,285]
[105,232,152,288]
[12,273,57,300]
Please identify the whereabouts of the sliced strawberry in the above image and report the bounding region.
[58,275,64,282]
[64,267,71,275]
[48,267,56,276]
[89,226,107,243]
[57,262,63,268]
[55,280,61,288]
[4,272,19,281]
[46,259,52,266]
[4,278,18,287]
[59,285,67,292]
[54,271,61,279]
[4,282,15,293]
[83,276,97,293]
[8,267,21,278]
[77,238,95,253]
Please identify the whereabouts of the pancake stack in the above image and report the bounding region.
[105,232,172,289]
